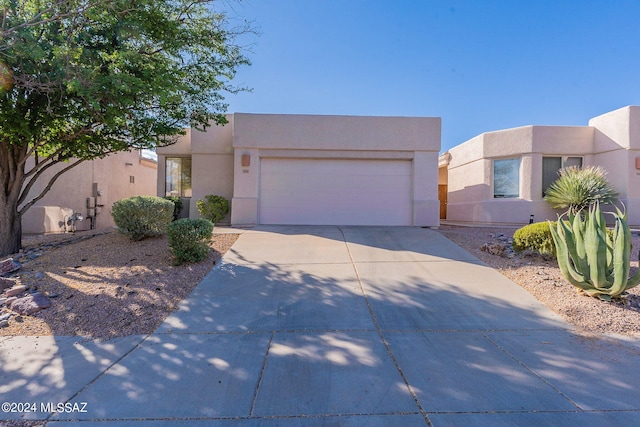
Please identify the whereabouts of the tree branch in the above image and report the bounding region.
[18,158,85,214]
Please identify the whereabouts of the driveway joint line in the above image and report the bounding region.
[337,226,433,427]
[249,331,274,417]
[480,331,584,411]
[43,333,152,421]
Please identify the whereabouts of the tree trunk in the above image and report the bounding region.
[0,201,21,257]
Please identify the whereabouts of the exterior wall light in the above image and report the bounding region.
[241,153,251,173]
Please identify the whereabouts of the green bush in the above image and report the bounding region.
[196,194,229,224]
[111,196,174,240]
[163,196,183,221]
[167,218,214,265]
[544,165,618,213]
[513,221,557,256]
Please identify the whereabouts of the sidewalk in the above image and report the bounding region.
[1,226,639,426]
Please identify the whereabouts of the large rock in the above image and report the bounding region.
[0,276,18,291]
[10,293,51,315]
[0,258,21,276]
[4,285,26,297]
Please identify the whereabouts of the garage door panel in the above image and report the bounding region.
[259,159,412,225]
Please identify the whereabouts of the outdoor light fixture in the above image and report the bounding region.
[530,214,534,224]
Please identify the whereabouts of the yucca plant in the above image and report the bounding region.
[544,166,618,213]
[549,202,640,300]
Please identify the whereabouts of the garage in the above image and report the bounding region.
[259,158,413,225]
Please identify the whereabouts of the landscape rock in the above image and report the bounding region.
[10,293,51,315]
[0,276,19,291]
[481,242,507,257]
[0,319,8,328]
[4,285,27,297]
[0,258,21,275]
[4,296,17,306]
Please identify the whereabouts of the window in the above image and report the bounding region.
[542,156,582,196]
[493,158,520,198]
[165,157,192,197]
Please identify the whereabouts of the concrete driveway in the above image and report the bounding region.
[2,226,640,426]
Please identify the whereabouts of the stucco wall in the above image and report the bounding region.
[21,150,157,234]
[190,118,235,224]
[446,125,595,225]
[230,113,442,227]
[444,106,640,226]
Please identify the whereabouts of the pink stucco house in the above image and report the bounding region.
[156,113,442,227]
[439,106,640,227]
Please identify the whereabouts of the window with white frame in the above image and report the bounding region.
[542,156,582,196]
[165,157,192,197]
[493,158,520,198]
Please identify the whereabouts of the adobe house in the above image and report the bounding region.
[156,113,442,227]
[21,149,158,234]
[439,106,640,227]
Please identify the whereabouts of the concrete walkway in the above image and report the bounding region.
[2,226,640,426]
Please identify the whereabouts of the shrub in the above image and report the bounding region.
[111,196,174,240]
[196,194,229,224]
[167,218,214,265]
[544,165,618,213]
[163,196,183,221]
[513,221,557,256]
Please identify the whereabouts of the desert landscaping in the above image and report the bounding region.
[1,225,639,339]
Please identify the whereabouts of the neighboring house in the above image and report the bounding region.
[156,113,442,227]
[439,106,640,226]
[21,149,157,234]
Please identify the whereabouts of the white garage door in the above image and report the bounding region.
[259,158,412,225]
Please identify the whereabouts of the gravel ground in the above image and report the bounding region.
[2,225,640,340]
[437,225,640,337]
[0,228,238,339]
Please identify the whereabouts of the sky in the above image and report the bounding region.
[221,0,640,153]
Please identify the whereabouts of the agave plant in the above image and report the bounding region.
[549,202,640,300]
[544,165,618,213]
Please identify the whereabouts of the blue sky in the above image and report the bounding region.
[222,0,640,153]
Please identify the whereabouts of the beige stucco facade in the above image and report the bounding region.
[157,113,442,227]
[440,106,640,226]
[21,150,158,234]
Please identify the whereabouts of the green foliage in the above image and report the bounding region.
[513,222,557,256]
[163,196,183,221]
[111,196,174,241]
[544,166,618,213]
[167,218,213,265]
[549,203,640,300]
[0,0,251,256]
[196,195,230,224]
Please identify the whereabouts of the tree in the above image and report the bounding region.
[544,166,618,214]
[0,0,250,256]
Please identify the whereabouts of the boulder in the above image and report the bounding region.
[0,276,18,291]
[0,258,21,276]
[4,285,27,297]
[10,293,51,315]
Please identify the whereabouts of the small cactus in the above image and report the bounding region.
[549,202,640,300]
